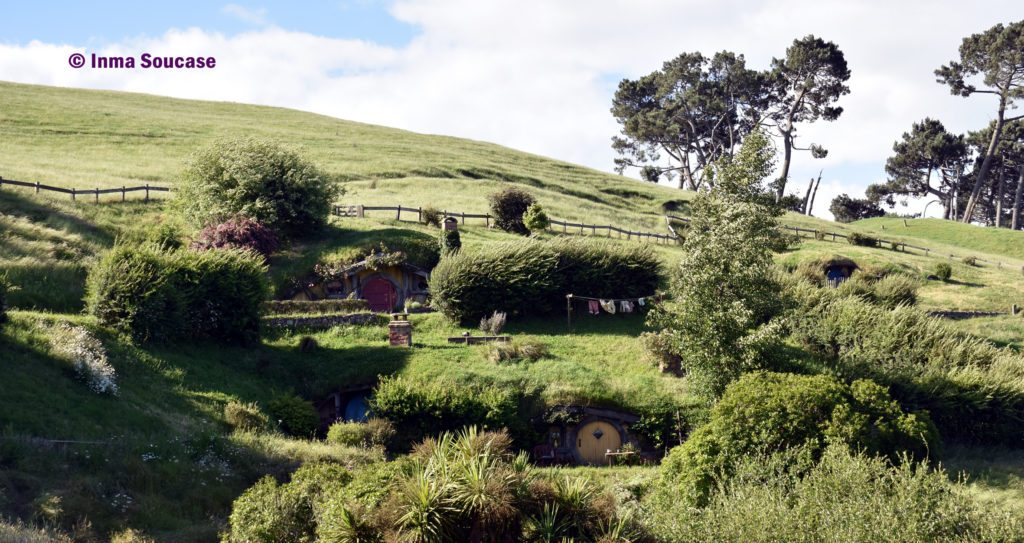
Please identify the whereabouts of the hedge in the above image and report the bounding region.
[86,244,268,344]
[430,238,661,323]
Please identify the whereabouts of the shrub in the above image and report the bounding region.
[486,339,548,364]
[439,228,461,256]
[641,330,683,374]
[224,476,316,543]
[648,445,1022,543]
[421,206,442,227]
[326,419,396,449]
[86,244,268,344]
[933,262,952,281]
[846,232,879,247]
[298,336,319,353]
[660,371,937,505]
[479,310,507,335]
[488,187,536,235]
[49,323,118,396]
[871,273,918,308]
[370,377,534,446]
[430,238,660,323]
[963,255,979,266]
[225,400,269,432]
[176,137,341,237]
[268,394,320,438]
[522,203,551,234]
[190,216,279,259]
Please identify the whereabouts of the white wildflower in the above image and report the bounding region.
[50,323,119,396]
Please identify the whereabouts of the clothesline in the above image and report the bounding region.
[565,294,652,303]
[565,293,657,329]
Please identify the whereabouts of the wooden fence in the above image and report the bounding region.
[0,176,171,202]
[335,204,680,244]
[665,214,1024,270]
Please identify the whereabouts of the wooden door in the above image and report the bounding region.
[576,420,620,464]
[362,277,396,312]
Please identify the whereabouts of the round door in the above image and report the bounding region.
[576,420,621,465]
[362,277,397,312]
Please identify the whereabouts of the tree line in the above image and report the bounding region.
[613,20,1024,226]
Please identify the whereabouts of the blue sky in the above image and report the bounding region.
[1,1,1022,220]
[0,1,418,46]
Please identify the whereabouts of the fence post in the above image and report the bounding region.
[461,212,465,225]
[95,187,99,203]
[121,186,126,202]
[418,207,422,223]
[36,181,40,194]
[485,214,489,227]
[145,184,150,202]
[357,205,364,218]
[396,205,402,221]
[71,187,76,201]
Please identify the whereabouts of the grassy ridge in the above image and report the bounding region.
[0,80,684,231]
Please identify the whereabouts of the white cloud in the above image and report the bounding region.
[222,4,270,26]
[0,0,1022,220]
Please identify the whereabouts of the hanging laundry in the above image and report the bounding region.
[619,300,634,313]
[600,299,617,314]
[637,297,645,307]
[588,300,600,315]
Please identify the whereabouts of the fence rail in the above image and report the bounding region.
[335,204,680,244]
[0,176,171,202]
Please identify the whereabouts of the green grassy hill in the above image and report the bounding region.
[0,80,684,231]
[3,82,1024,541]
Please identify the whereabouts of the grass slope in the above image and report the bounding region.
[0,80,685,231]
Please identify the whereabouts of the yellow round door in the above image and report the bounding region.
[576,421,621,465]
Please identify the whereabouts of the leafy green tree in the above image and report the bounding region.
[522,203,550,235]
[648,129,788,398]
[176,137,341,237]
[936,20,1024,223]
[867,118,969,220]
[829,194,885,223]
[611,51,766,190]
[765,35,850,201]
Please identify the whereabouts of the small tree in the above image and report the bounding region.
[648,129,789,399]
[488,187,536,235]
[522,203,550,235]
[830,194,885,223]
[176,138,341,237]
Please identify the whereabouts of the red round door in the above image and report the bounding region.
[362,277,397,312]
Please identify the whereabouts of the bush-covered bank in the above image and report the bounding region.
[430,238,662,323]
[789,283,1024,447]
[225,428,650,543]
[645,445,1023,543]
[659,371,937,505]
